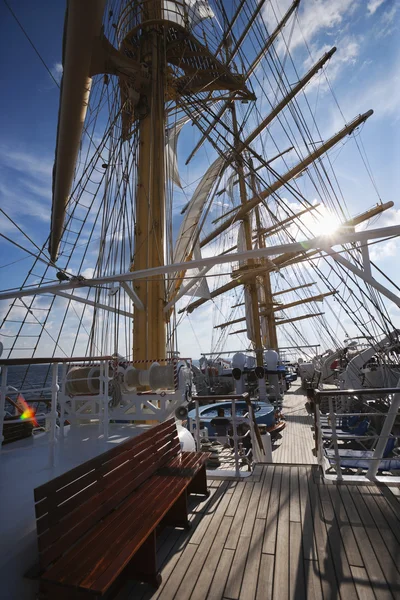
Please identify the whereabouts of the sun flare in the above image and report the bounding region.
[313,209,342,237]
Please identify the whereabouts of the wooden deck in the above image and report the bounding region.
[118,465,400,600]
[272,386,317,465]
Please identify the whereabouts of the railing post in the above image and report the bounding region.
[313,392,324,468]
[329,396,343,481]
[231,399,240,477]
[101,361,109,441]
[49,363,59,468]
[194,398,201,450]
[59,363,67,438]
[247,405,260,462]
[0,366,8,451]
[367,379,400,480]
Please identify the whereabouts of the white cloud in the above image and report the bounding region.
[376,3,399,37]
[367,0,386,15]
[263,0,357,54]
[51,62,63,84]
[303,36,361,93]
[0,146,53,179]
[369,238,398,260]
[81,267,95,279]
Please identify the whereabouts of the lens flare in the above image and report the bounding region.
[16,394,38,427]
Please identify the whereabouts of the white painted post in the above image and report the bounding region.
[195,398,201,450]
[247,406,260,462]
[102,361,109,441]
[329,396,343,482]
[0,366,8,451]
[367,380,400,480]
[315,401,324,468]
[262,432,273,462]
[49,363,59,468]
[59,363,67,438]
[231,400,240,477]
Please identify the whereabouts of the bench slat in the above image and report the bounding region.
[38,448,165,554]
[34,419,176,501]
[44,453,205,592]
[37,426,179,524]
[34,419,209,597]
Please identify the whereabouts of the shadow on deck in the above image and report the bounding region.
[117,464,400,600]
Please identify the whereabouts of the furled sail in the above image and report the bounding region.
[165,116,190,187]
[173,155,225,264]
[163,0,214,29]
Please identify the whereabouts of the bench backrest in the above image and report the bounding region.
[34,418,180,569]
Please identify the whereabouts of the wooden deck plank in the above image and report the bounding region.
[289,466,301,523]
[256,465,274,519]
[150,542,198,600]
[190,516,233,600]
[271,388,317,465]
[338,486,393,600]
[225,483,264,599]
[350,566,376,600]
[357,486,400,566]
[262,466,282,555]
[317,483,359,599]
[377,484,400,520]
[289,521,305,600]
[189,481,230,545]
[225,479,246,518]
[306,469,339,600]
[115,465,400,600]
[256,554,274,600]
[298,466,317,561]
[176,494,233,600]
[326,485,364,568]
[207,549,235,600]
[225,483,254,550]
[237,518,264,600]
[366,485,400,544]
[272,466,290,600]
[303,560,323,600]
[348,486,400,598]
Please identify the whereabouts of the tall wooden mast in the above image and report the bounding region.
[116,0,253,362]
[230,103,264,367]
[132,1,166,362]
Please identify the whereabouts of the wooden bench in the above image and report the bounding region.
[33,419,209,599]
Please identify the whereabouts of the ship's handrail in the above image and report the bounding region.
[309,384,400,483]
[0,355,113,366]
[189,393,269,478]
[0,360,111,466]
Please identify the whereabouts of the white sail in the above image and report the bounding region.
[186,0,215,27]
[182,240,211,299]
[163,0,214,28]
[165,116,190,188]
[173,155,225,264]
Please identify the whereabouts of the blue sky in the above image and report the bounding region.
[0,0,399,359]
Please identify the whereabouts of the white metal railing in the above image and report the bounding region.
[0,354,191,466]
[0,356,112,467]
[311,383,400,483]
[188,395,271,478]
